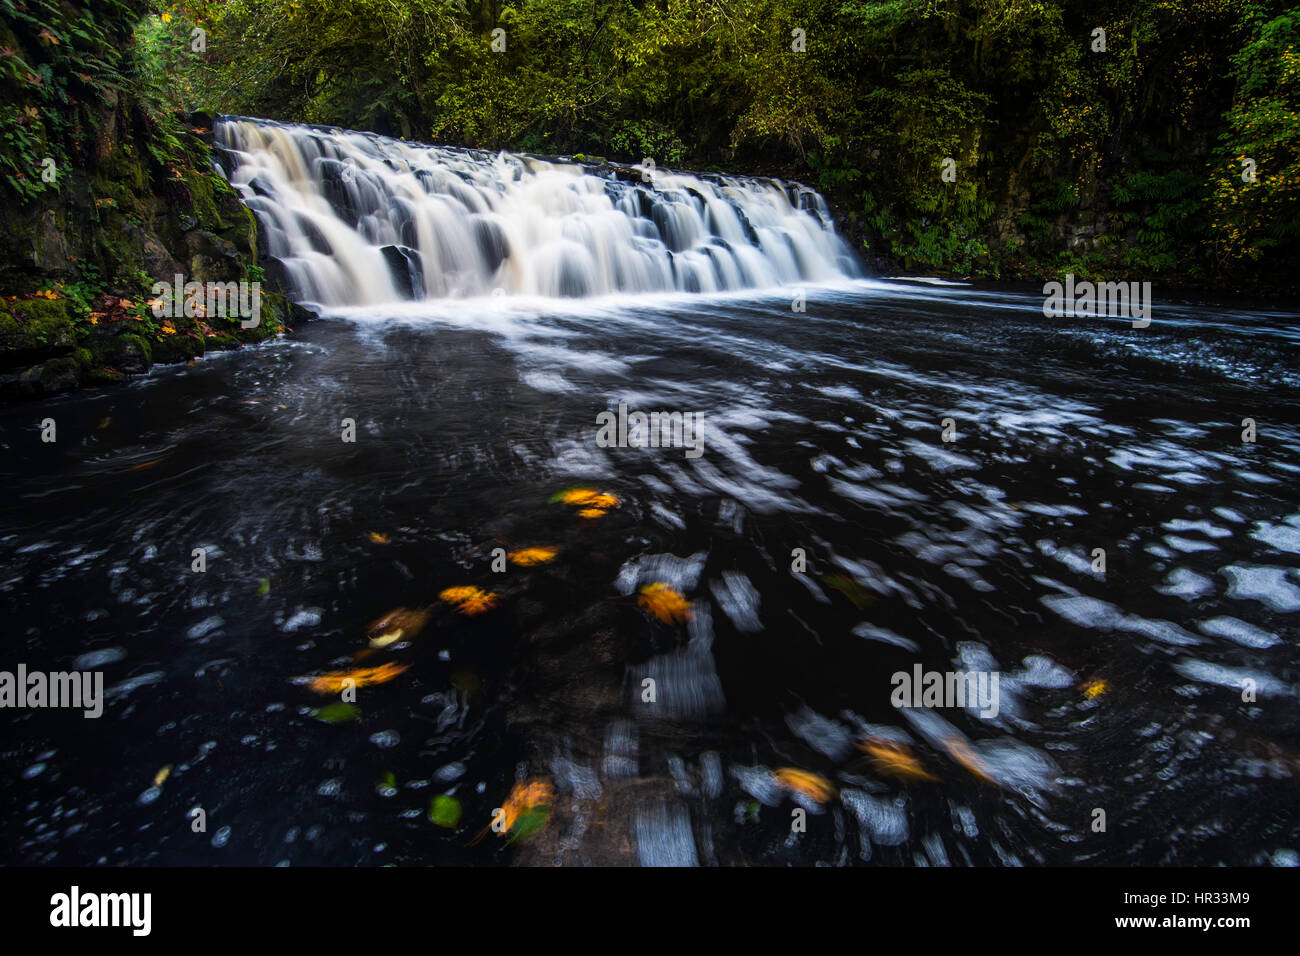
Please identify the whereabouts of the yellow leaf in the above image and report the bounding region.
[508,546,558,567]
[153,765,172,787]
[772,768,836,803]
[439,585,498,616]
[637,582,692,624]
[555,488,620,509]
[556,488,600,505]
[576,508,607,519]
[368,531,389,544]
[307,662,410,695]
[1081,679,1108,699]
[856,738,937,782]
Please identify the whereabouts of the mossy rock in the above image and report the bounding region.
[181,169,224,232]
[151,332,204,364]
[204,331,240,351]
[105,333,152,374]
[83,366,126,385]
[0,299,75,356]
[17,356,81,396]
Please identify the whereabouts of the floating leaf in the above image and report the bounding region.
[314,701,361,723]
[366,607,429,646]
[500,779,554,842]
[429,795,462,828]
[307,662,410,696]
[1081,679,1108,699]
[772,768,836,804]
[256,577,271,597]
[450,670,482,706]
[508,546,558,567]
[576,508,607,519]
[153,765,172,787]
[940,735,997,785]
[439,586,498,616]
[637,582,692,624]
[821,575,876,610]
[551,487,620,509]
[856,738,937,782]
[368,531,390,544]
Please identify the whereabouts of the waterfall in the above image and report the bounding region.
[213,116,861,308]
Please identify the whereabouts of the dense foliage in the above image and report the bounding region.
[4,0,1299,289]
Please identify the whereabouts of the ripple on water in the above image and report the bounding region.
[1222,565,1300,612]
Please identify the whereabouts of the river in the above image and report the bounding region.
[2,119,1298,867]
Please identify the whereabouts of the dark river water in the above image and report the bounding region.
[3,279,1299,866]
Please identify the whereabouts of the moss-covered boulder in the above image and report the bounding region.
[0,355,81,400]
[204,331,240,351]
[151,331,204,364]
[0,299,76,364]
[104,333,152,374]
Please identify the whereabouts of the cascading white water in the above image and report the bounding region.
[213,116,861,308]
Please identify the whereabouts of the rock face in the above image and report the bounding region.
[0,8,310,404]
[0,107,310,404]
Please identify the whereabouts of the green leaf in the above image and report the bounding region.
[314,702,360,724]
[429,795,462,828]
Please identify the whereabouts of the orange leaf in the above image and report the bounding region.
[856,738,937,782]
[496,779,555,838]
[939,736,997,785]
[438,585,498,616]
[576,508,607,519]
[555,488,620,509]
[366,607,429,647]
[508,546,558,567]
[307,661,409,695]
[772,768,837,804]
[556,488,600,505]
[368,531,389,544]
[637,582,692,624]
